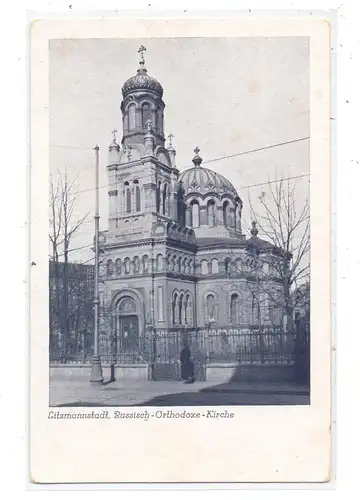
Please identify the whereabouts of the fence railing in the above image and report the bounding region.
[50,327,296,366]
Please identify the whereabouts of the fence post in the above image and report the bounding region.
[110,314,116,382]
[151,328,157,381]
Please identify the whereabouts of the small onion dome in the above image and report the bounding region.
[246,221,277,252]
[250,220,259,237]
[167,133,176,152]
[109,129,120,151]
[109,139,120,151]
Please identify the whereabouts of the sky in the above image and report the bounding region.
[49,36,309,263]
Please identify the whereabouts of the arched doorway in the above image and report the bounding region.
[115,296,140,361]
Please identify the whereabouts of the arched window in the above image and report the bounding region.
[162,183,167,215]
[156,181,161,213]
[133,256,140,274]
[156,254,163,272]
[223,201,230,227]
[142,255,149,273]
[211,258,219,274]
[206,294,216,322]
[115,258,122,276]
[237,205,242,231]
[230,294,240,324]
[225,257,231,276]
[183,258,187,274]
[179,295,184,325]
[201,260,209,276]
[142,103,151,128]
[134,181,141,212]
[106,259,114,276]
[235,258,242,273]
[128,103,136,131]
[166,253,171,271]
[188,260,193,274]
[207,200,216,227]
[184,294,192,325]
[124,182,131,214]
[172,293,178,324]
[191,201,200,228]
[157,109,163,132]
[187,295,193,325]
[124,257,130,274]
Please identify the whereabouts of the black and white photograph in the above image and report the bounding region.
[48,36,311,408]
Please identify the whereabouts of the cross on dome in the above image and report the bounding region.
[109,128,120,151]
[167,133,174,146]
[111,129,118,142]
[138,45,146,66]
[192,146,203,167]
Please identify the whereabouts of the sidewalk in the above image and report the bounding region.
[49,375,309,407]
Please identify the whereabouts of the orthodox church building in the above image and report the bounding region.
[98,47,284,355]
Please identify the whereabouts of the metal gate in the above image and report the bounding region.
[151,330,206,381]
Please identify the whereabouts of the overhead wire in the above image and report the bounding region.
[51,136,310,259]
[50,136,310,196]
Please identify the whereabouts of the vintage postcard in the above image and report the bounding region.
[30,15,332,484]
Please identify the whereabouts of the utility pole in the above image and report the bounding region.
[90,145,104,383]
[63,171,69,362]
[150,238,156,381]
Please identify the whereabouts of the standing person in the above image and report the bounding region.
[180,341,195,384]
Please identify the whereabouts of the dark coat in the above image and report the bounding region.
[180,345,194,380]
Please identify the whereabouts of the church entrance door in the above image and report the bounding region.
[118,315,139,354]
[114,296,144,363]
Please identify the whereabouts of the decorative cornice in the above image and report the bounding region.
[108,160,143,171]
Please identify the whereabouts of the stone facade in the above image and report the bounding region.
[98,50,285,356]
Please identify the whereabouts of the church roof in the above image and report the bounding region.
[178,148,240,199]
[196,237,245,248]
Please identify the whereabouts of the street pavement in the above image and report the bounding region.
[50,375,310,407]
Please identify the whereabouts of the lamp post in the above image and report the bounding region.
[90,145,104,383]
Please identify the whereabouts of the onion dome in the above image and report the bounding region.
[246,221,277,252]
[122,45,163,99]
[178,148,239,198]
[250,220,259,237]
[109,129,120,151]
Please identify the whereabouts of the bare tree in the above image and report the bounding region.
[249,177,310,334]
[49,170,89,360]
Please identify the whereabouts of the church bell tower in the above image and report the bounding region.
[121,45,166,150]
[105,46,180,240]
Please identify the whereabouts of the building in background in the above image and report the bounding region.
[49,260,94,362]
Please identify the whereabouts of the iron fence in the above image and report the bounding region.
[153,328,294,365]
[50,327,295,366]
